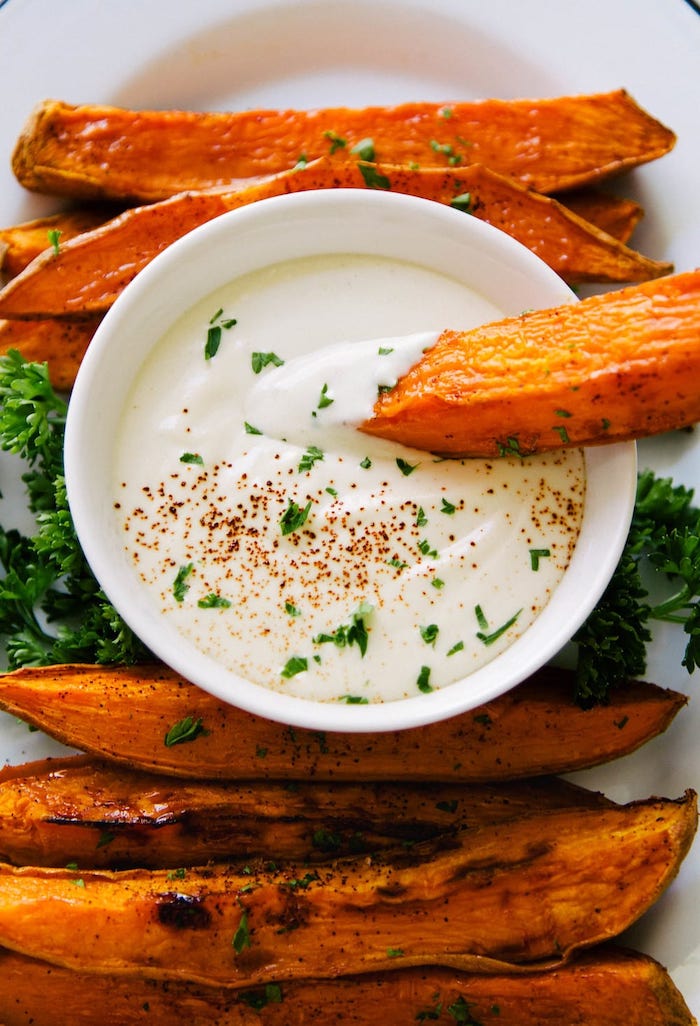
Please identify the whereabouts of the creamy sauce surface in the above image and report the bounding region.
[114,254,584,703]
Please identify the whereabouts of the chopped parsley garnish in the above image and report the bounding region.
[240,984,283,1010]
[447,640,464,655]
[357,162,391,190]
[47,228,62,255]
[180,452,204,465]
[360,456,372,469]
[418,539,438,559]
[553,424,570,443]
[440,498,456,515]
[387,556,408,570]
[325,486,338,497]
[555,408,573,418]
[475,607,522,646]
[232,910,251,953]
[285,601,302,618]
[396,457,419,476]
[163,716,207,747]
[279,499,312,536]
[317,382,334,409]
[197,593,231,609]
[294,153,308,169]
[339,694,369,704]
[431,577,445,589]
[450,192,473,213]
[386,947,404,958]
[313,601,374,657]
[420,623,439,646]
[415,506,428,527]
[351,137,376,161]
[529,548,551,571]
[298,445,324,473]
[416,665,433,693]
[251,350,284,374]
[205,308,237,360]
[378,345,394,355]
[244,421,263,435]
[281,655,308,678]
[172,563,194,602]
[323,129,347,153]
[496,436,523,457]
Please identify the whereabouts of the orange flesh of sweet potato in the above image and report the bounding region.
[0,663,686,782]
[0,945,695,1026]
[558,188,644,243]
[0,754,614,868]
[0,207,115,279]
[0,160,673,322]
[0,317,99,390]
[363,269,700,456]
[11,92,675,202]
[0,794,694,986]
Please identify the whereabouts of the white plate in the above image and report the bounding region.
[0,0,699,1011]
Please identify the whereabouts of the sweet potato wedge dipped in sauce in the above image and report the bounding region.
[0,945,694,1026]
[0,663,686,781]
[12,91,675,201]
[0,161,672,324]
[363,269,700,456]
[0,793,694,986]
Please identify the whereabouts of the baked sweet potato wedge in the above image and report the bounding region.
[12,92,675,201]
[0,945,694,1026]
[0,754,613,868]
[0,207,115,279]
[0,317,99,390]
[0,793,694,986]
[0,663,686,781]
[558,188,644,243]
[363,269,700,456]
[0,160,672,323]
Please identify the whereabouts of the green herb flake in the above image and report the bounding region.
[47,228,62,255]
[279,498,312,536]
[386,947,404,958]
[240,984,283,1010]
[387,556,408,570]
[450,192,473,213]
[476,609,522,646]
[496,436,523,458]
[281,655,308,678]
[416,665,433,693]
[163,716,208,747]
[317,382,334,409]
[179,452,204,465]
[420,623,439,646]
[339,694,369,704]
[447,640,464,656]
[418,539,438,559]
[244,421,263,435]
[285,601,302,618]
[298,445,324,473]
[555,408,573,418]
[431,577,445,589]
[357,162,391,190]
[197,593,232,609]
[396,457,419,476]
[232,910,251,953]
[294,154,308,169]
[251,351,284,374]
[325,486,338,497]
[205,309,237,360]
[553,424,570,444]
[529,548,551,571]
[378,345,394,355]
[323,129,347,153]
[172,563,194,602]
[313,601,374,658]
[351,137,376,161]
[415,506,428,527]
[440,498,457,515]
[360,456,372,469]
[167,867,187,880]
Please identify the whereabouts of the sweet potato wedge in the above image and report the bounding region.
[363,269,700,456]
[12,92,675,201]
[0,754,614,868]
[0,160,672,322]
[0,663,686,781]
[0,317,99,390]
[0,945,695,1026]
[558,188,644,243]
[0,207,115,279]
[0,794,694,986]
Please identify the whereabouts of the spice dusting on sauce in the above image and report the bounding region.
[114,254,584,703]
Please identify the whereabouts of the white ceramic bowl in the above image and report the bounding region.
[65,190,637,732]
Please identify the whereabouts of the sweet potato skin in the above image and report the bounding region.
[0,794,694,986]
[12,92,675,201]
[0,945,694,1026]
[0,160,671,323]
[0,663,687,781]
[0,755,613,868]
[363,269,700,456]
[0,317,98,390]
[0,207,115,279]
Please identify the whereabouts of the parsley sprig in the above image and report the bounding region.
[573,469,700,705]
[0,353,149,669]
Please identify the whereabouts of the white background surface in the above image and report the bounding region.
[0,0,699,1013]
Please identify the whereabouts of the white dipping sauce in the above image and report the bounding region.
[114,254,584,704]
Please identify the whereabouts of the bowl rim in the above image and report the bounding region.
[65,189,637,732]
